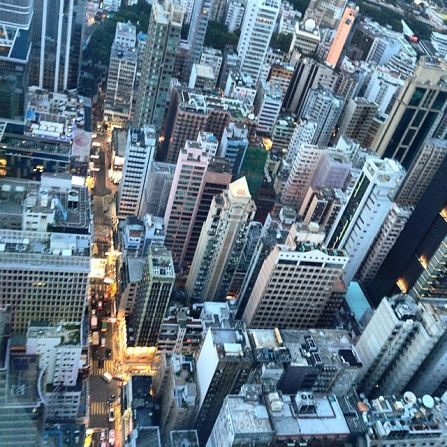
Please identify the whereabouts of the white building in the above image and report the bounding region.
[102,0,121,12]
[200,47,223,79]
[225,0,245,32]
[186,177,256,302]
[356,294,446,395]
[114,21,137,48]
[237,0,280,84]
[284,119,317,164]
[300,87,344,147]
[224,70,257,106]
[188,64,216,91]
[289,19,321,64]
[242,223,348,329]
[117,126,156,218]
[254,81,283,134]
[327,158,405,283]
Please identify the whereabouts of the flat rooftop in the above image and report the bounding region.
[170,430,199,447]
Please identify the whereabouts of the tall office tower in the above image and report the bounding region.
[104,24,138,128]
[311,152,351,190]
[218,122,249,176]
[281,144,324,209]
[0,175,91,333]
[131,246,175,347]
[187,0,210,68]
[284,119,317,164]
[336,97,378,147]
[363,69,404,116]
[411,232,447,300]
[300,87,344,146]
[367,156,447,306]
[355,294,446,396]
[327,158,404,283]
[242,223,348,329]
[164,141,210,266]
[396,138,447,207]
[304,0,348,28]
[186,177,256,301]
[195,328,254,445]
[184,158,232,266]
[325,5,358,68]
[0,313,45,447]
[140,161,176,218]
[237,0,280,85]
[357,203,412,286]
[117,126,156,219]
[373,57,447,170]
[26,322,83,421]
[254,81,283,134]
[133,0,183,130]
[0,0,33,122]
[283,58,338,116]
[31,0,86,92]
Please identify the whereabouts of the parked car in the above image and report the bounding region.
[108,407,115,422]
[109,429,115,446]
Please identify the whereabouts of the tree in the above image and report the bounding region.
[270,33,293,53]
[204,21,239,50]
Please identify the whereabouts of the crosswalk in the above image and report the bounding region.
[91,359,114,375]
[90,401,108,416]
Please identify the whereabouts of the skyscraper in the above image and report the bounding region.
[134,0,184,130]
[242,223,348,329]
[31,0,86,92]
[164,140,210,266]
[131,245,175,347]
[0,174,91,333]
[355,294,446,396]
[300,86,344,146]
[325,4,358,68]
[329,158,404,283]
[104,23,138,128]
[118,126,157,218]
[186,177,256,301]
[367,156,447,306]
[373,56,447,169]
[0,0,33,121]
[187,0,211,67]
[395,138,447,207]
[237,0,280,85]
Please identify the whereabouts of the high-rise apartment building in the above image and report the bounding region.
[131,245,175,347]
[31,0,86,92]
[164,141,210,266]
[133,0,183,130]
[336,97,378,147]
[187,0,210,68]
[242,223,348,329]
[186,177,256,301]
[373,56,447,169]
[237,0,280,84]
[254,82,283,134]
[281,144,324,209]
[195,328,254,445]
[325,5,358,68]
[283,58,338,116]
[284,119,317,164]
[327,158,404,283]
[300,87,344,146]
[304,0,348,28]
[396,138,447,207]
[104,23,138,128]
[357,203,412,286]
[184,158,232,266]
[367,156,447,306]
[218,122,249,176]
[356,294,446,396]
[0,0,33,121]
[0,174,91,333]
[118,126,156,218]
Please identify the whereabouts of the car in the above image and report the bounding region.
[98,359,105,369]
[100,431,106,440]
[105,348,112,359]
[97,301,103,311]
[108,407,115,422]
[109,429,115,446]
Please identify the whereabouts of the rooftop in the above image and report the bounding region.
[170,430,199,447]
[210,328,252,361]
[149,246,175,278]
[27,322,81,346]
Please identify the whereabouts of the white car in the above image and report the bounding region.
[109,429,115,446]
[100,431,106,440]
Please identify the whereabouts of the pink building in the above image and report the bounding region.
[325,5,358,68]
[164,141,210,266]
